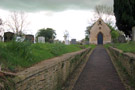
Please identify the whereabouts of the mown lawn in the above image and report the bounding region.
[0,41,92,72]
[104,42,135,54]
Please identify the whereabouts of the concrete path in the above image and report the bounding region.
[73,46,125,90]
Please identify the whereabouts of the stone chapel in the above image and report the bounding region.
[89,18,111,45]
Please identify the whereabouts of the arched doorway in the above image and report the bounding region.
[97,32,103,45]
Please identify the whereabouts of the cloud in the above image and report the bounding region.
[0,0,113,12]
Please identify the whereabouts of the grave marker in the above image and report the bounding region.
[4,32,14,42]
[118,35,126,43]
[71,39,76,44]
[38,36,45,43]
[25,34,34,43]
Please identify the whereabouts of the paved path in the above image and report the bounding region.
[73,46,125,90]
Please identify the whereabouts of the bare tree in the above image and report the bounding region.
[0,18,4,37]
[95,5,114,18]
[93,5,114,24]
[0,18,2,25]
[6,11,29,35]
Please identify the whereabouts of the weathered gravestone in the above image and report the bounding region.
[132,26,135,41]
[4,32,14,42]
[118,35,126,43]
[65,40,70,45]
[25,34,34,43]
[16,36,25,42]
[38,36,45,43]
[71,39,76,44]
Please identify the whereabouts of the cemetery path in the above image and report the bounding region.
[72,45,125,90]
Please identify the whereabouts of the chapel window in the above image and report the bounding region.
[98,21,102,25]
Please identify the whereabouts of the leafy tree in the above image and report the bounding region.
[114,0,135,37]
[85,23,95,41]
[36,28,56,43]
[107,24,123,42]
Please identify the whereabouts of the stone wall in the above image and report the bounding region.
[108,47,135,80]
[6,48,91,90]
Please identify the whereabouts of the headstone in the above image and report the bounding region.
[126,35,131,42]
[118,35,126,43]
[132,26,135,41]
[38,36,45,43]
[16,36,25,42]
[71,39,76,44]
[65,40,70,45]
[25,34,34,43]
[4,32,14,42]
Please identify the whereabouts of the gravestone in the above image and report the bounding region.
[38,36,45,43]
[71,39,76,44]
[132,26,135,41]
[126,35,131,42]
[4,32,14,42]
[65,40,70,45]
[25,34,34,43]
[16,36,25,42]
[118,35,126,43]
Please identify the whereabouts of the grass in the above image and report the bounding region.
[104,42,135,54]
[104,43,113,48]
[113,42,135,53]
[0,41,91,72]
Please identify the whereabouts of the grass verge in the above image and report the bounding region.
[104,42,135,54]
[0,41,91,72]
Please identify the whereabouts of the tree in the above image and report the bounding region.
[107,24,120,42]
[114,0,135,37]
[36,28,56,43]
[94,4,114,24]
[0,18,2,25]
[85,24,94,41]
[6,11,29,36]
[0,18,4,37]
[95,5,113,18]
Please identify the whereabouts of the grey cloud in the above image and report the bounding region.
[0,0,113,12]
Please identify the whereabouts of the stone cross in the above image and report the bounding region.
[132,26,135,41]
[38,36,45,43]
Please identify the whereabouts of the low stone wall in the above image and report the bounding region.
[6,48,90,90]
[108,47,135,80]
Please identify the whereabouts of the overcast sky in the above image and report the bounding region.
[0,0,113,41]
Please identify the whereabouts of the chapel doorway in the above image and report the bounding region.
[97,32,103,45]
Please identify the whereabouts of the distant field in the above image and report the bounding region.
[104,42,135,54]
[0,42,92,72]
